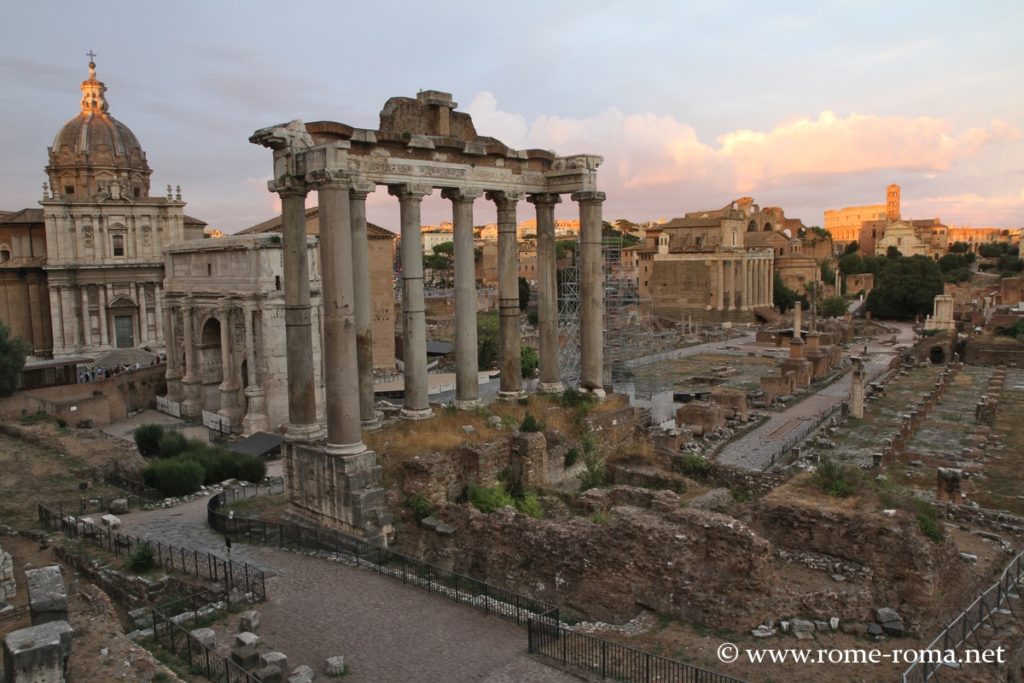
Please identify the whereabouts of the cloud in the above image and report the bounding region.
[464,92,1021,224]
[903,190,1024,226]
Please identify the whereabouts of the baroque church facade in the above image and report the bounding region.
[38,59,204,358]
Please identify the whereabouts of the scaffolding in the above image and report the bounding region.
[557,236,680,396]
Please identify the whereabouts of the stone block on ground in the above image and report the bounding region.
[190,627,216,648]
[100,514,121,529]
[790,618,815,640]
[128,607,153,631]
[3,620,74,683]
[239,609,260,632]
[325,655,346,675]
[235,631,260,648]
[109,498,129,514]
[231,645,260,669]
[256,665,284,683]
[261,652,288,671]
[289,663,315,682]
[25,565,67,625]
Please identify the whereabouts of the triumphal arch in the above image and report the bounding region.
[250,91,604,543]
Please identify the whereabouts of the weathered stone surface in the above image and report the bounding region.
[190,627,216,648]
[0,545,14,601]
[3,620,74,683]
[751,626,775,638]
[109,498,129,514]
[126,628,154,642]
[256,665,284,683]
[325,655,346,675]
[687,488,732,511]
[867,623,884,636]
[235,631,260,648]
[25,565,67,625]
[791,618,815,640]
[100,514,121,529]
[261,652,288,671]
[873,607,901,625]
[231,645,260,669]
[289,664,314,683]
[128,607,152,631]
[239,609,260,632]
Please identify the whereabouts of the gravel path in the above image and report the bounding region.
[119,490,581,682]
[716,322,915,470]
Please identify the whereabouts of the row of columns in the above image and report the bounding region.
[49,282,163,352]
[274,172,606,450]
[714,256,773,311]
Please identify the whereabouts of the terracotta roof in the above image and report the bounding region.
[0,208,44,225]
[237,206,395,239]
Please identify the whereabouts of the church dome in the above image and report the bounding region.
[46,59,152,200]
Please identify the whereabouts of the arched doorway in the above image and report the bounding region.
[929,345,945,364]
[108,297,137,348]
[199,317,223,410]
[747,220,757,232]
[763,222,773,232]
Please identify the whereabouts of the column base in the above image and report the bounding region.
[324,441,368,456]
[285,422,323,444]
[580,386,606,400]
[400,407,434,421]
[455,398,481,411]
[538,381,565,394]
[498,390,527,401]
[361,415,383,431]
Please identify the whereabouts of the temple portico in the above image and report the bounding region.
[249,90,605,542]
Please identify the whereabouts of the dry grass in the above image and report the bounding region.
[365,393,628,485]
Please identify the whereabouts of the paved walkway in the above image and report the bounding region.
[716,322,915,470]
[118,488,580,682]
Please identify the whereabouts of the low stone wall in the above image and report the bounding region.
[0,365,166,427]
[963,340,1024,366]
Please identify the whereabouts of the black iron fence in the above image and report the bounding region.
[151,593,258,683]
[528,616,748,683]
[38,500,266,600]
[902,548,1024,682]
[104,468,164,503]
[207,485,555,627]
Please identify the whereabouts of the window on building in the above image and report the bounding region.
[0,249,10,263]
[207,263,212,276]
[64,185,74,195]
[112,235,125,256]
[275,275,281,290]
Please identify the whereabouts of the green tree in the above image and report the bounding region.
[979,243,1008,258]
[949,241,971,254]
[821,296,848,318]
[477,313,499,370]
[0,323,30,397]
[843,241,860,255]
[521,346,539,378]
[432,241,454,259]
[518,276,531,311]
[820,260,836,285]
[555,240,577,261]
[838,252,865,276]
[772,272,806,312]
[865,255,944,319]
[886,246,903,259]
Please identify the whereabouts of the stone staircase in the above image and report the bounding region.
[86,348,157,371]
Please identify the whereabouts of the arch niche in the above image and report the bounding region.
[199,317,223,410]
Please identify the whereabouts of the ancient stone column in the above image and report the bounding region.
[715,260,724,310]
[61,287,78,349]
[48,287,64,353]
[389,184,433,420]
[349,181,380,428]
[217,304,240,420]
[315,171,365,453]
[276,180,320,439]
[79,287,91,348]
[793,300,802,338]
[769,260,775,307]
[136,283,147,343]
[723,260,733,311]
[487,190,524,400]
[442,188,482,409]
[154,286,164,342]
[165,303,184,402]
[180,300,202,416]
[573,191,606,396]
[529,192,563,393]
[740,258,749,311]
[851,356,865,419]
[241,302,268,434]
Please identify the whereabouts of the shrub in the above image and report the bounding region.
[559,387,594,411]
[125,542,156,573]
[134,424,165,457]
[815,458,863,498]
[157,430,189,458]
[914,500,944,543]
[468,483,515,513]
[591,510,609,525]
[515,492,544,519]
[678,454,712,480]
[579,452,606,492]
[143,458,204,497]
[407,493,433,521]
[563,447,580,469]
[520,412,544,433]
[236,455,267,483]
[521,346,539,378]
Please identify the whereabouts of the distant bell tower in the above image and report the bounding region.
[886,183,901,221]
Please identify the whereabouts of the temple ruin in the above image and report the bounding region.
[249,91,605,542]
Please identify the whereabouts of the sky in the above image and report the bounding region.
[1,0,1022,234]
